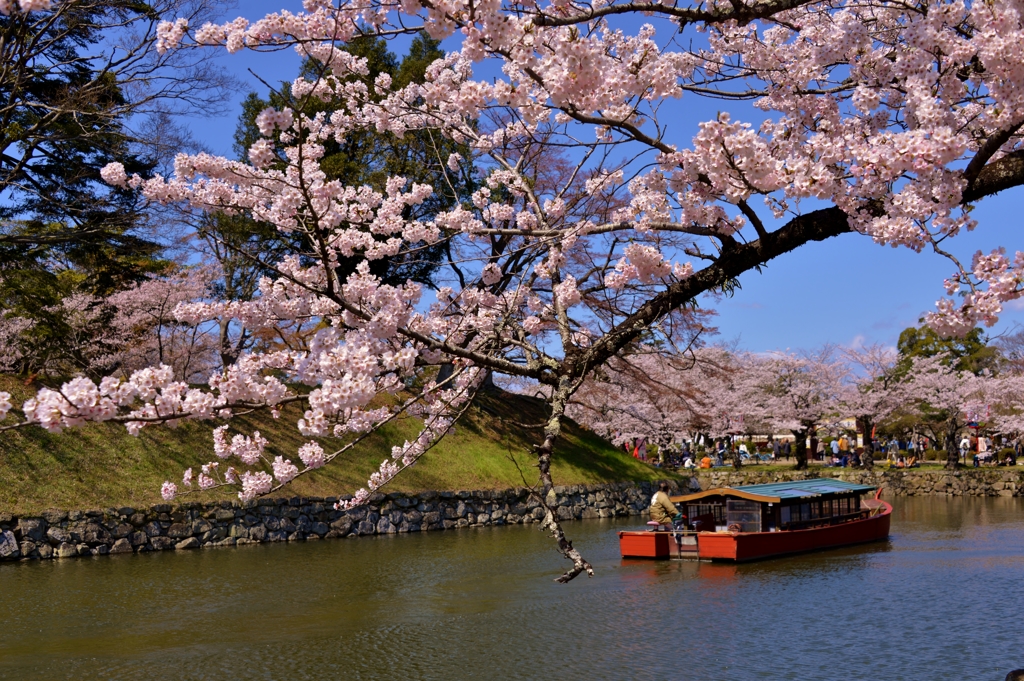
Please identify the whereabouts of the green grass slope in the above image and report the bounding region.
[0,377,669,514]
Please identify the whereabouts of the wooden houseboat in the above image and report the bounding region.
[618,478,892,562]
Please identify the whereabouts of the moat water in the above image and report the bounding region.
[1,496,1023,680]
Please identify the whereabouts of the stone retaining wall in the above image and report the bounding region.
[0,480,679,562]
[695,467,1024,498]
[5,468,1021,563]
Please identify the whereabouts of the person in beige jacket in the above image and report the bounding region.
[649,482,680,526]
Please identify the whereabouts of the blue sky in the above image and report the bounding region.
[183,2,1024,353]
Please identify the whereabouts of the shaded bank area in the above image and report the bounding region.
[695,467,1024,497]
[0,481,682,562]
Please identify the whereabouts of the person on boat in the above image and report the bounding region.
[649,482,683,529]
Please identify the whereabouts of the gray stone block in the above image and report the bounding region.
[248,525,267,542]
[41,509,67,524]
[150,536,175,551]
[228,524,248,539]
[110,523,132,539]
[330,518,353,534]
[17,518,46,542]
[0,530,20,560]
[166,523,191,539]
[110,538,133,554]
[82,523,110,544]
[46,527,70,544]
[175,537,200,550]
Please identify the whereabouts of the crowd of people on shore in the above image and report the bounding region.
[616,431,1024,470]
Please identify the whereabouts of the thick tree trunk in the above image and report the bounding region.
[533,379,594,583]
[219,318,238,368]
[732,447,742,470]
[858,416,873,452]
[863,442,874,469]
[793,430,808,470]
[944,427,960,470]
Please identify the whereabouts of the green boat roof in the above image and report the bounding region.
[733,478,876,500]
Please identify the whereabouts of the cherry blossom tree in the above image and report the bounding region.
[983,371,1024,440]
[568,345,738,449]
[7,0,1024,580]
[0,267,218,380]
[739,348,850,469]
[900,354,987,468]
[843,344,906,459]
[104,267,221,380]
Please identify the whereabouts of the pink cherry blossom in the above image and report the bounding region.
[239,471,273,502]
[271,456,298,483]
[161,481,178,501]
[298,441,325,469]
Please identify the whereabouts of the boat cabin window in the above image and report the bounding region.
[725,500,761,533]
[686,503,725,525]
[777,493,865,529]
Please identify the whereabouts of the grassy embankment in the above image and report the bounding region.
[0,376,671,514]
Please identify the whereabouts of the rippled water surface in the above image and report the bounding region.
[2,496,1024,680]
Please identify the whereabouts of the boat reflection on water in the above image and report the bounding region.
[695,561,740,582]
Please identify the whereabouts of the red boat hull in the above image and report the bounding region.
[619,501,892,562]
